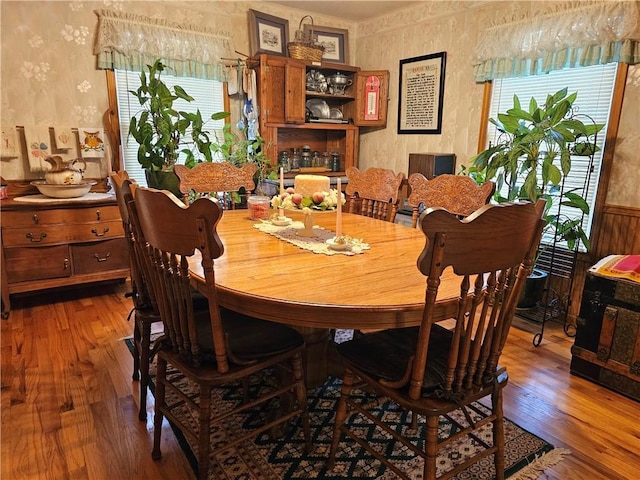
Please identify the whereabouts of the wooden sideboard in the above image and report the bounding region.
[1,195,129,318]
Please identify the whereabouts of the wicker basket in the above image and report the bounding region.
[288,15,324,62]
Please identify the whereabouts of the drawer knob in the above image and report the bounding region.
[26,232,47,243]
[94,252,111,263]
[64,258,69,270]
[91,227,109,237]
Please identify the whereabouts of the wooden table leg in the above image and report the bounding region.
[294,327,331,388]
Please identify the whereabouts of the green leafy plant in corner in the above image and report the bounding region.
[127,59,230,172]
[470,87,604,252]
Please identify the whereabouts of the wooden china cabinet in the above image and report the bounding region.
[251,54,389,176]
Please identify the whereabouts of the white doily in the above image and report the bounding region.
[254,221,370,256]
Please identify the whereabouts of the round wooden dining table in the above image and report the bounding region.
[188,209,461,328]
[188,209,461,385]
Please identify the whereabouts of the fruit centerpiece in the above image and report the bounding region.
[270,174,343,211]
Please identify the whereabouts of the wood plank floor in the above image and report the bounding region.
[2,282,639,479]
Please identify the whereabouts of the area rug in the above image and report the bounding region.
[125,338,569,479]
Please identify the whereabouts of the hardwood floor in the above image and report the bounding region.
[2,283,639,479]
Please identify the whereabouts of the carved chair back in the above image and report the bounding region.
[174,162,257,208]
[407,173,495,227]
[345,167,405,222]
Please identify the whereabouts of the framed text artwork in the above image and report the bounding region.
[304,25,349,64]
[248,10,289,57]
[398,52,447,134]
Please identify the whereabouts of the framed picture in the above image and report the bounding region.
[398,52,447,134]
[304,25,349,64]
[248,9,289,57]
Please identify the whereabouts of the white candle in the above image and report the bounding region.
[336,178,342,237]
[278,206,285,219]
[279,167,284,195]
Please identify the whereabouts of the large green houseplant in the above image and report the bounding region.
[127,59,229,195]
[472,87,603,251]
[470,87,604,308]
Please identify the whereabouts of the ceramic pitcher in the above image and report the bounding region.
[44,156,85,185]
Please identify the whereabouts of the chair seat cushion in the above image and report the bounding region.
[194,307,304,363]
[337,324,453,393]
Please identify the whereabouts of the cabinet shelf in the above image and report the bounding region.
[305,92,356,102]
[272,122,357,130]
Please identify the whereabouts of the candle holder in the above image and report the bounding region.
[326,235,350,251]
[297,209,316,237]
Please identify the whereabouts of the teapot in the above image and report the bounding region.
[327,72,353,95]
[44,156,86,185]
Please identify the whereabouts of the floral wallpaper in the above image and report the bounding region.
[0,0,350,182]
[354,0,640,209]
[1,1,115,180]
[1,0,637,208]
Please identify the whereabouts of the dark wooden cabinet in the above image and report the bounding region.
[252,54,389,177]
[570,273,640,401]
[1,196,130,317]
[408,153,456,179]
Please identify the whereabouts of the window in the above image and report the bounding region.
[114,69,226,186]
[485,63,617,258]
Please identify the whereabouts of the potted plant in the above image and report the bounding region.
[127,59,229,195]
[470,87,604,308]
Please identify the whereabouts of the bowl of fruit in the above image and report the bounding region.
[271,186,342,211]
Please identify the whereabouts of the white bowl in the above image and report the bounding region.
[31,180,96,199]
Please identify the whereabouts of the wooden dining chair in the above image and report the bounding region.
[110,171,162,421]
[407,173,496,227]
[327,199,546,480]
[128,187,311,480]
[345,167,405,222]
[174,162,257,207]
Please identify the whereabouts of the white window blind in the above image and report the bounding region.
[486,63,617,253]
[114,69,226,186]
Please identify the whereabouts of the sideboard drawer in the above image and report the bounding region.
[2,220,124,247]
[72,238,129,274]
[64,220,124,242]
[4,245,71,283]
[2,205,122,227]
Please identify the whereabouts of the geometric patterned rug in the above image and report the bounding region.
[125,339,569,479]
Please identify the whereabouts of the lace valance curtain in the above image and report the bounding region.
[94,9,233,80]
[473,1,640,82]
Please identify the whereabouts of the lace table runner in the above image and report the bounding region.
[254,221,370,256]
